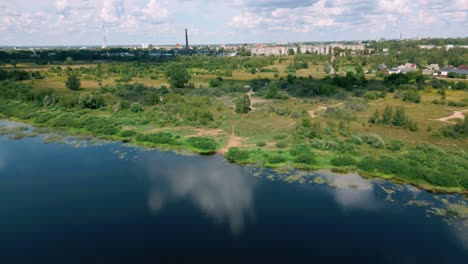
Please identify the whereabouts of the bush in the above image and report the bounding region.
[256,141,267,147]
[130,103,144,112]
[364,134,385,148]
[386,140,404,151]
[65,74,81,91]
[120,130,137,137]
[402,90,421,103]
[331,156,356,166]
[267,155,286,164]
[186,137,217,153]
[78,93,105,109]
[136,132,181,146]
[226,147,250,161]
[447,101,467,107]
[294,153,316,165]
[275,141,288,148]
[358,156,377,172]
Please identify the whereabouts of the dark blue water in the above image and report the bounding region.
[0,122,467,263]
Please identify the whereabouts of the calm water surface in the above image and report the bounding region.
[0,121,467,263]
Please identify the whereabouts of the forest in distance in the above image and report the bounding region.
[0,38,467,194]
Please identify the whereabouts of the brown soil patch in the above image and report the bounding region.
[436,109,468,124]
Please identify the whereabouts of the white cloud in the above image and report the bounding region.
[132,0,170,25]
[0,1,465,45]
[100,0,125,24]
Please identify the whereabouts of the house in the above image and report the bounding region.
[404,63,418,71]
[440,65,456,76]
[429,64,440,71]
[422,68,433,75]
[388,67,400,74]
[382,48,389,54]
[388,63,418,74]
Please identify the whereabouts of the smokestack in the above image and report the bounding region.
[185,28,189,50]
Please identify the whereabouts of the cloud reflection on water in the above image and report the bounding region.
[320,172,379,210]
[145,154,256,234]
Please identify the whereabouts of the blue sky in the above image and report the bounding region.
[0,0,467,46]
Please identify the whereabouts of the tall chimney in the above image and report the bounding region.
[185,28,189,50]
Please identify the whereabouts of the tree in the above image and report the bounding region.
[381,105,393,125]
[392,106,407,126]
[65,57,74,65]
[166,63,191,88]
[235,94,250,114]
[287,48,295,55]
[65,73,81,91]
[369,109,380,124]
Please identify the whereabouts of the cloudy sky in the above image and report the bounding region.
[0,0,467,46]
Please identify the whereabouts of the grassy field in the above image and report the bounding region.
[1,60,468,193]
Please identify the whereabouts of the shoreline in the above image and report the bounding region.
[2,117,467,196]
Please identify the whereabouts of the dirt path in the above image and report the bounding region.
[436,109,468,124]
[308,103,343,118]
[218,123,244,154]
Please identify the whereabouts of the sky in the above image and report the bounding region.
[0,0,467,46]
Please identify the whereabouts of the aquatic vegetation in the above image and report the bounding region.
[313,176,328,185]
[446,204,468,219]
[405,200,433,207]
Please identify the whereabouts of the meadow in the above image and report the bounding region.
[0,55,467,193]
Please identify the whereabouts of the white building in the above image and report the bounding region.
[250,46,298,56]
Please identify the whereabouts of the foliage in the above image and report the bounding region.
[136,132,181,146]
[402,90,421,103]
[331,156,357,166]
[130,103,144,112]
[65,74,81,91]
[186,137,217,153]
[235,94,250,114]
[226,147,250,161]
[78,93,105,109]
[166,63,191,88]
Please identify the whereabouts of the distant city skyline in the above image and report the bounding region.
[0,0,467,46]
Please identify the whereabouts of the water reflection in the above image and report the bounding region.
[145,154,256,234]
[0,149,6,171]
[453,220,468,250]
[321,172,379,210]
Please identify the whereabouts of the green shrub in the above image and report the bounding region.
[386,140,404,151]
[358,156,377,172]
[186,137,217,153]
[275,141,288,148]
[273,134,287,140]
[294,153,316,165]
[78,93,105,109]
[120,130,137,137]
[136,132,180,146]
[267,155,286,164]
[331,156,357,166]
[130,103,144,112]
[402,90,421,103]
[364,134,385,148]
[256,141,267,147]
[226,147,250,161]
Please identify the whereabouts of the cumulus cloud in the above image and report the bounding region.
[100,0,125,24]
[229,0,468,34]
[132,0,170,25]
[0,0,465,45]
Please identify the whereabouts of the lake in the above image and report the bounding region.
[0,121,467,263]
